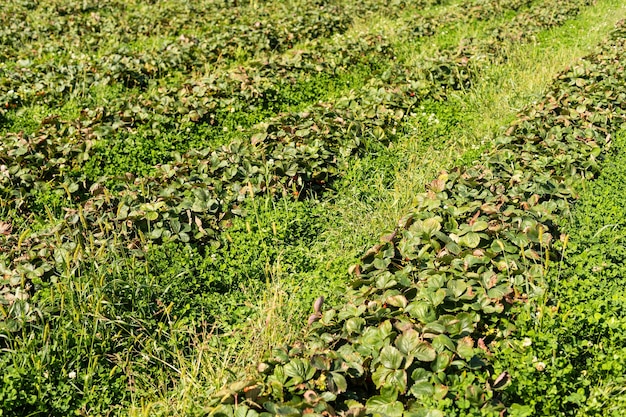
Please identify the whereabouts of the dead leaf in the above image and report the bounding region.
[0,222,11,236]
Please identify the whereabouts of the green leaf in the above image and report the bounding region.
[358,321,394,357]
[411,367,430,382]
[148,228,163,239]
[431,352,452,373]
[509,232,530,248]
[274,405,301,416]
[405,301,436,323]
[396,329,421,356]
[372,366,393,389]
[380,345,403,369]
[459,232,481,248]
[271,349,290,364]
[422,321,446,335]
[445,241,462,255]
[456,337,475,359]
[295,129,310,137]
[456,312,477,334]
[310,354,330,371]
[145,211,159,221]
[434,384,449,401]
[251,132,267,144]
[345,317,365,335]
[432,334,455,352]
[470,221,489,232]
[375,271,396,288]
[487,283,512,299]
[284,359,315,385]
[234,405,259,417]
[387,369,408,394]
[409,381,434,398]
[366,391,404,417]
[386,294,408,308]
[447,279,467,298]
[422,218,441,236]
[413,341,437,362]
[372,367,407,393]
[328,372,347,394]
[428,289,446,307]
[337,303,364,321]
[508,404,534,417]
[170,218,181,233]
[379,320,394,339]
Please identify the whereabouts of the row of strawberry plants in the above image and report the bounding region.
[0,0,536,184]
[0,33,397,215]
[415,0,597,96]
[0,0,425,54]
[0,33,395,130]
[1,0,349,55]
[209,19,626,416]
[1,0,534,116]
[7,0,579,178]
[0,0,540,195]
[113,0,599,212]
[402,0,534,37]
[0,0,472,143]
[0,0,446,97]
[0,0,596,318]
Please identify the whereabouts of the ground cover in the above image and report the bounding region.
[1,0,626,415]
